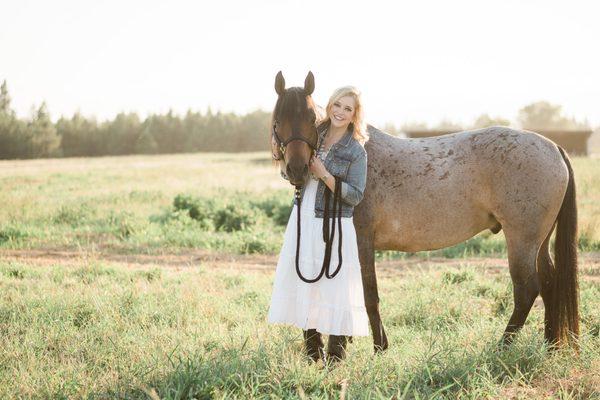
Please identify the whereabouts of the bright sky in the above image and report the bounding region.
[2,0,599,127]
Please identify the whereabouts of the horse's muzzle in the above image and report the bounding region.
[286,163,309,186]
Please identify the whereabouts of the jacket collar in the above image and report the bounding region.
[317,120,353,148]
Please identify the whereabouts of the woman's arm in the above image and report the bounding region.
[338,151,367,206]
[314,150,367,206]
[319,173,335,192]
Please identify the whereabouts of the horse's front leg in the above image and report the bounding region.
[357,230,388,353]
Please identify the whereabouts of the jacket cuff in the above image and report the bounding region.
[341,181,349,200]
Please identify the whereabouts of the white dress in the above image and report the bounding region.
[268,151,370,336]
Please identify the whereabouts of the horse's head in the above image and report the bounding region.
[271,71,319,186]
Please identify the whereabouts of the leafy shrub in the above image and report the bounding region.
[242,234,270,254]
[168,192,286,232]
[213,203,258,232]
[250,193,293,226]
[172,194,215,229]
[149,192,290,253]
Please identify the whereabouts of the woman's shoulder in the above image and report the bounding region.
[348,137,367,160]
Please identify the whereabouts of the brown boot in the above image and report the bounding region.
[326,335,348,364]
[302,329,324,362]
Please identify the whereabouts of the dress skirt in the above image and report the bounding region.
[268,178,370,336]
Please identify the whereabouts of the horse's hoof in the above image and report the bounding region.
[495,335,514,353]
[373,339,389,354]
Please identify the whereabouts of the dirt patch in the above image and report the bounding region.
[0,248,276,272]
[2,249,598,280]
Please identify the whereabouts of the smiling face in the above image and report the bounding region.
[329,95,356,131]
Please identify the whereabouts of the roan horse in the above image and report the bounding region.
[270,71,579,357]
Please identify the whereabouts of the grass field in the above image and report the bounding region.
[0,152,599,398]
[1,254,599,398]
[0,152,598,256]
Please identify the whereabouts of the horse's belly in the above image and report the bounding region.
[373,201,497,252]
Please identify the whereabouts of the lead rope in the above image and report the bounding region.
[294,177,343,283]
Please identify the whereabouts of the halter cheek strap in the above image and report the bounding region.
[271,121,318,161]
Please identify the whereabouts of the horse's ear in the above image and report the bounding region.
[304,71,315,95]
[275,71,285,96]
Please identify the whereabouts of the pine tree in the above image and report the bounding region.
[0,80,11,114]
[135,125,158,154]
[29,102,60,157]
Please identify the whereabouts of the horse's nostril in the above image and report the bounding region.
[303,164,308,174]
[286,164,292,175]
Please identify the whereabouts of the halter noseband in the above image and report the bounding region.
[271,120,318,161]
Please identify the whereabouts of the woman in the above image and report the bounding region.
[268,86,370,363]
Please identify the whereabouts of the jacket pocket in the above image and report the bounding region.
[329,155,352,178]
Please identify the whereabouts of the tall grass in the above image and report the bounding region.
[0,259,598,398]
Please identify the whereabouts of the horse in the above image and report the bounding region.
[270,71,579,358]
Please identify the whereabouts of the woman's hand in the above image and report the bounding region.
[309,155,328,179]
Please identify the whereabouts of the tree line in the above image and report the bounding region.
[0,81,271,159]
[385,102,590,135]
[0,80,591,160]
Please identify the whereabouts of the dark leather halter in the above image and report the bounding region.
[271,121,318,161]
[271,121,344,283]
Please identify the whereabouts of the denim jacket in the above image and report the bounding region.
[288,122,367,218]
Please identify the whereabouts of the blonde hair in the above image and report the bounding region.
[323,86,369,145]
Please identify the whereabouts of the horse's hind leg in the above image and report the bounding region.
[536,228,559,344]
[500,235,540,346]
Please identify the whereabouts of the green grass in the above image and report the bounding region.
[0,152,598,397]
[0,259,598,398]
[0,152,598,256]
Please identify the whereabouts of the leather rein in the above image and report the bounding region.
[271,122,344,283]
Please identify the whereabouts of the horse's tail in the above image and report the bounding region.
[548,146,579,347]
